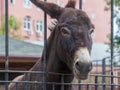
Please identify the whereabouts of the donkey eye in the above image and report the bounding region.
[60,27,71,36]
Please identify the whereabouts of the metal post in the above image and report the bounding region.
[34,81,37,90]
[5,0,9,90]
[110,0,114,90]
[102,58,106,90]
[78,80,81,90]
[79,0,82,9]
[25,73,29,90]
[43,0,47,90]
[79,1,82,89]
[95,76,98,90]
[52,83,55,90]
[61,75,64,90]
[86,84,89,90]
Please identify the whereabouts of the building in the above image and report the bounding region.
[0,0,5,26]
[82,0,111,60]
[0,0,111,60]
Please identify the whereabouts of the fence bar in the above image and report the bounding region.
[78,81,81,90]
[61,75,64,90]
[110,0,114,90]
[102,58,106,90]
[25,73,29,90]
[5,0,9,90]
[95,76,98,90]
[52,83,55,90]
[34,81,37,90]
[43,0,47,90]
[79,0,82,9]
[86,84,89,90]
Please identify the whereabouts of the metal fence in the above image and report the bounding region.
[0,0,120,90]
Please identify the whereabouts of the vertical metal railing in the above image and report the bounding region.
[78,81,81,90]
[61,75,64,90]
[95,76,98,90]
[43,0,47,90]
[79,0,82,9]
[110,0,114,90]
[78,1,82,90]
[102,58,106,90]
[5,0,9,90]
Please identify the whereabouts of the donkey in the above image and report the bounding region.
[8,0,94,90]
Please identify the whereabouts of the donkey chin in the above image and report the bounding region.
[73,47,93,80]
[73,67,90,80]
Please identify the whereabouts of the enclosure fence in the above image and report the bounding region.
[0,0,120,90]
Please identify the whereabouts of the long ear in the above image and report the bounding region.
[30,0,62,19]
[65,0,76,8]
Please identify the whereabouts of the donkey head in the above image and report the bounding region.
[31,0,94,80]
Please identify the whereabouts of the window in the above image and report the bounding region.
[36,20,43,32]
[24,17,32,31]
[23,0,32,8]
[10,0,15,4]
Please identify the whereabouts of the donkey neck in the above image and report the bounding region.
[46,30,71,74]
[46,30,64,76]
[46,39,73,90]
[30,30,73,90]
[46,30,73,84]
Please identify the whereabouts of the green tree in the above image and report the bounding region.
[105,0,120,52]
[106,0,120,66]
[0,15,22,39]
[104,0,120,66]
[105,0,120,29]
[9,15,21,31]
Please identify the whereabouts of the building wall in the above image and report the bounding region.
[0,0,110,43]
[9,0,45,42]
[0,0,111,59]
[81,0,111,60]
[0,0,5,26]
[82,0,110,43]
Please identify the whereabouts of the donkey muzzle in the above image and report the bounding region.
[73,47,92,80]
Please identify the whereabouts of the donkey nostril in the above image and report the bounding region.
[75,61,92,72]
[87,63,92,72]
[75,62,79,67]
[75,61,81,70]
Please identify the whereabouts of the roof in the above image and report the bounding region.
[0,35,43,56]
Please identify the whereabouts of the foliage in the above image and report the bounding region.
[105,0,120,52]
[115,0,120,8]
[0,15,21,34]
[9,16,21,30]
[105,0,120,9]
[0,15,22,39]
[0,19,5,35]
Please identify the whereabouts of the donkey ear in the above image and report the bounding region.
[65,0,76,8]
[30,0,62,19]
